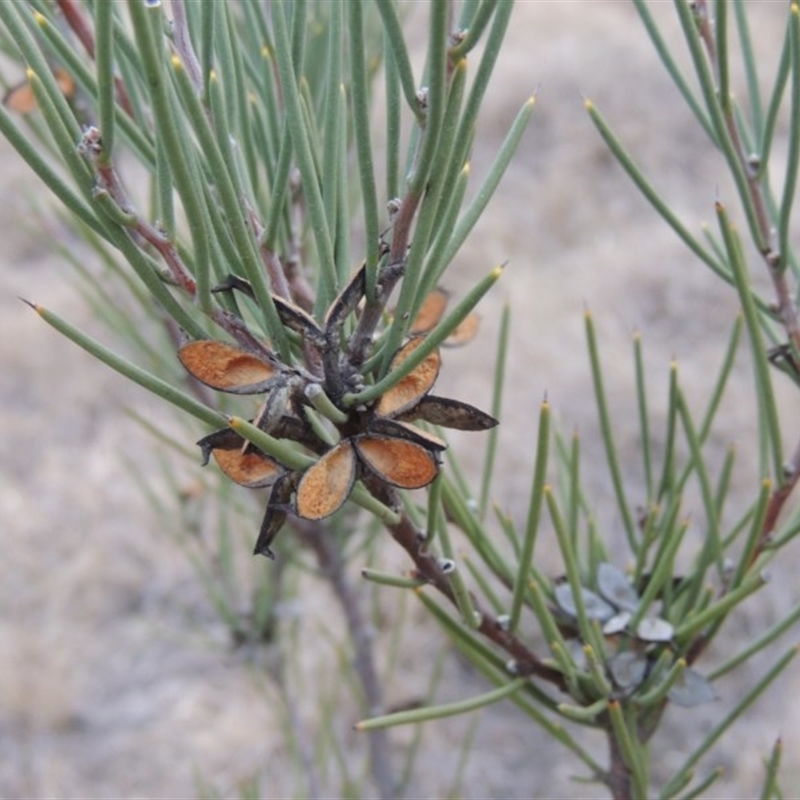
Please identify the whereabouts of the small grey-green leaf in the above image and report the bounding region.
[608,651,648,690]
[668,668,717,708]
[597,562,640,613]
[636,617,674,642]
[603,611,632,635]
[554,583,615,622]
[566,639,587,671]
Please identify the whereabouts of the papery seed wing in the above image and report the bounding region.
[369,417,447,452]
[296,441,357,520]
[398,395,497,431]
[197,427,244,466]
[409,288,449,335]
[376,337,440,418]
[178,340,279,393]
[253,474,296,558]
[272,295,324,344]
[252,380,291,434]
[324,262,366,337]
[354,435,439,489]
[253,505,285,560]
[768,343,800,385]
[212,277,321,343]
[211,273,255,298]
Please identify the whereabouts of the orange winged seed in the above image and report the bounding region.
[212,447,282,488]
[178,341,277,393]
[3,68,75,114]
[409,288,449,335]
[3,81,36,114]
[354,436,438,489]
[55,69,76,98]
[376,337,440,418]
[296,441,357,520]
[443,311,479,347]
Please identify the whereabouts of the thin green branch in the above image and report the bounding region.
[509,399,549,633]
[584,309,636,548]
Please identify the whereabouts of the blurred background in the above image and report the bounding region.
[2,2,798,797]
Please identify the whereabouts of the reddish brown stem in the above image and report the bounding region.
[91,150,197,296]
[372,481,567,690]
[292,519,395,800]
[246,202,293,302]
[694,0,800,568]
[56,0,134,118]
[606,725,633,800]
[171,0,203,94]
[349,189,422,368]
[694,1,799,339]
[758,434,800,554]
[56,0,95,57]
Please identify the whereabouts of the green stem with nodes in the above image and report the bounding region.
[662,647,798,798]
[356,677,527,731]
[27,301,223,429]
[509,400,549,634]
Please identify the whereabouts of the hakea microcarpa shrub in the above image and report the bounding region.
[178,266,496,558]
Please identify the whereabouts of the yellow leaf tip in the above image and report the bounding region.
[33,10,47,25]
